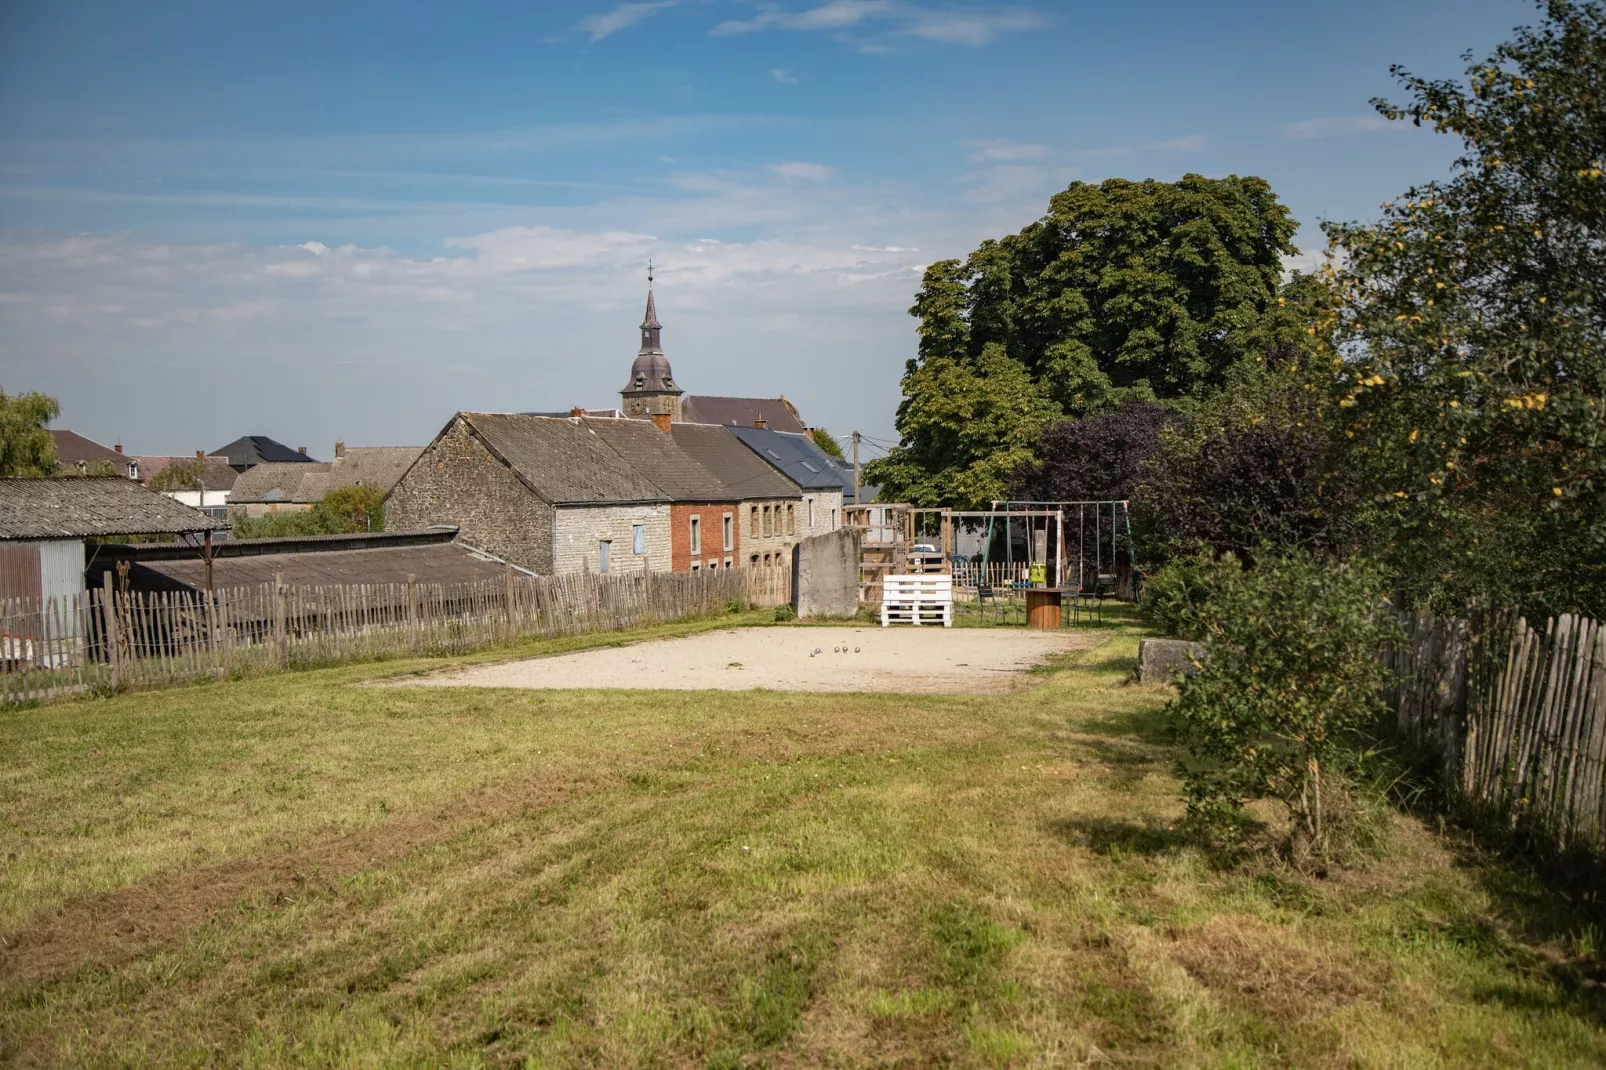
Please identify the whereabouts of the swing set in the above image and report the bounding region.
[845,500,1137,627]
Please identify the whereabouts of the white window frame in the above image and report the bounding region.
[690,514,701,555]
[599,539,611,574]
[723,513,733,551]
[632,523,645,555]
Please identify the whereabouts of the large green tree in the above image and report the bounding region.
[869,174,1300,506]
[1325,0,1606,617]
[0,388,60,477]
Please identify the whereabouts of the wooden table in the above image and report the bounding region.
[1024,587,1076,629]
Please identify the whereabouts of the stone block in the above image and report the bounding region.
[1139,638,1205,684]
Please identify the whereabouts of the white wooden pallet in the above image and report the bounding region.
[881,574,954,627]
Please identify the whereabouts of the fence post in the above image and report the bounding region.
[99,573,122,689]
[273,574,287,667]
[407,573,419,655]
[504,566,516,641]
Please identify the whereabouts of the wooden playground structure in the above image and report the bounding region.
[844,500,1137,627]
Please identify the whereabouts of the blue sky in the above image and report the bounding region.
[0,0,1537,457]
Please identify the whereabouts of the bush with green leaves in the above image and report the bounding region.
[1169,551,1398,866]
[1139,550,1238,640]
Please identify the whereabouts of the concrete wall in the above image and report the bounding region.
[553,503,670,575]
[386,416,556,573]
[792,527,862,619]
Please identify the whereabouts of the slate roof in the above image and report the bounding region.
[728,427,850,492]
[827,458,879,505]
[210,435,317,468]
[582,418,728,501]
[0,477,225,539]
[135,456,241,491]
[229,447,424,504]
[50,430,132,471]
[680,395,807,435]
[461,414,670,505]
[92,529,509,593]
[670,423,802,501]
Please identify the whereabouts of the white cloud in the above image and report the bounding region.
[959,163,1050,205]
[1075,133,1206,161]
[765,160,838,182]
[0,165,942,453]
[964,140,1048,163]
[578,0,681,42]
[1283,114,1393,140]
[770,67,800,84]
[712,1,1044,47]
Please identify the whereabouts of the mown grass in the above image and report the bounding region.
[2,614,1603,1067]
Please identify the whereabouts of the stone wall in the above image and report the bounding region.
[671,502,739,572]
[1138,638,1205,684]
[738,497,802,570]
[792,527,862,619]
[800,489,845,540]
[553,503,670,575]
[386,417,555,573]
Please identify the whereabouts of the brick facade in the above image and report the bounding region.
[671,502,739,572]
[553,503,670,574]
[386,416,555,573]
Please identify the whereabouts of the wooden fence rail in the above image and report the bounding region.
[1392,609,1606,856]
[0,565,780,705]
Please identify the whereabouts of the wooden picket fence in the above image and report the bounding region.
[1392,609,1606,855]
[0,565,780,705]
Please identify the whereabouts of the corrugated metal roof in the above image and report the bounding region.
[670,424,803,501]
[680,395,807,435]
[728,427,850,491]
[0,477,225,539]
[115,541,508,592]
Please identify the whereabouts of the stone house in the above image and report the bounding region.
[227,443,423,520]
[49,430,141,481]
[386,413,750,576]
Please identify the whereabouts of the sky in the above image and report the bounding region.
[0,0,1540,460]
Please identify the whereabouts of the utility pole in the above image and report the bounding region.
[852,431,861,506]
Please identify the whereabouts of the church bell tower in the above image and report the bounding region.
[619,265,683,422]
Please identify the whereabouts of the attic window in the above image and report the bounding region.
[799,461,818,473]
[764,449,782,460]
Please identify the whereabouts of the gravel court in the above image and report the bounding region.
[393,626,1103,694]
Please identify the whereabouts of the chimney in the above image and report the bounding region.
[334,439,345,458]
[753,416,767,429]
[298,446,307,456]
[114,442,123,454]
[195,450,204,460]
[650,412,672,433]
[569,406,586,418]
[803,427,816,441]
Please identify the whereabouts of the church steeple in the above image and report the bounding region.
[621,263,683,422]
[639,262,663,354]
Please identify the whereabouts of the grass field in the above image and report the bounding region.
[3,610,1604,1067]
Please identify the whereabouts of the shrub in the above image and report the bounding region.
[1170,551,1398,867]
[773,604,797,622]
[1139,549,1235,639]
